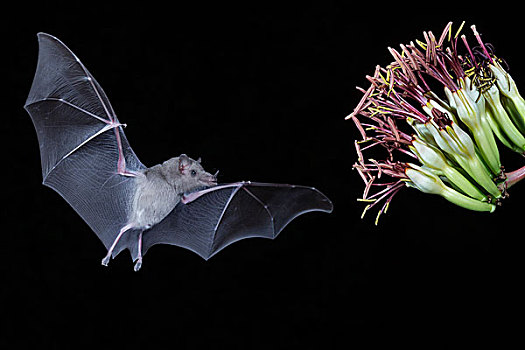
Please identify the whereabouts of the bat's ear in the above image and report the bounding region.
[178,154,191,174]
[197,157,202,164]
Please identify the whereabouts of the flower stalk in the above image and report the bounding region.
[505,165,525,189]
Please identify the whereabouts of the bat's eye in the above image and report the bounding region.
[191,169,197,177]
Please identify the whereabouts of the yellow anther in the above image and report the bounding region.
[360,205,370,219]
[454,21,466,39]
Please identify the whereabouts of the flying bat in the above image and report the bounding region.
[24,33,333,271]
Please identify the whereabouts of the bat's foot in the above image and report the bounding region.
[133,258,142,272]
[101,223,136,268]
[101,254,111,266]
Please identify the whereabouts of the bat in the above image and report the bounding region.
[24,33,333,271]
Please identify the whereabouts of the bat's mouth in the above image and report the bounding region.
[201,172,218,186]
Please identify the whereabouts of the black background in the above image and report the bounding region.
[3,2,524,347]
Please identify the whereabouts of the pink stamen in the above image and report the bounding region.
[461,34,478,68]
[437,22,453,47]
[471,25,493,64]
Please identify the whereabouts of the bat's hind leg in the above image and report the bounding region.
[101,223,136,266]
[133,231,144,272]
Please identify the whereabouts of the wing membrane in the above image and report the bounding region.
[24,33,145,256]
[142,182,333,260]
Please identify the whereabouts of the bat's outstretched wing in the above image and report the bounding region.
[140,182,334,260]
[24,33,334,266]
[24,33,145,257]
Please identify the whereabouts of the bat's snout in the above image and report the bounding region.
[201,172,218,186]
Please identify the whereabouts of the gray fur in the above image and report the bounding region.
[130,154,216,228]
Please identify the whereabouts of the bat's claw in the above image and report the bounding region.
[134,258,142,272]
[101,254,111,266]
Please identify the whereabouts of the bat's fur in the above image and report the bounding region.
[130,155,216,228]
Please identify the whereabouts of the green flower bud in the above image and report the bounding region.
[405,164,496,212]
[411,138,486,200]
[452,81,501,174]
[490,61,525,135]
[484,84,525,152]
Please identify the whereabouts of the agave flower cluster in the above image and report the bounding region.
[348,22,525,224]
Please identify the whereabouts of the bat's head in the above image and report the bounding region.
[176,154,217,192]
